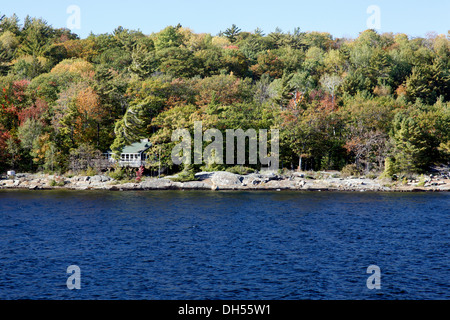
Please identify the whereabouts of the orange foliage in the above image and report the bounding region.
[76,86,104,122]
[396,84,407,97]
[60,39,98,60]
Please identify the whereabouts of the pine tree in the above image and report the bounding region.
[129,43,156,79]
[406,59,450,104]
[273,74,295,108]
[19,18,54,57]
[0,42,12,75]
[391,115,428,173]
[223,24,241,43]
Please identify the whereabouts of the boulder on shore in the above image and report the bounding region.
[210,172,242,189]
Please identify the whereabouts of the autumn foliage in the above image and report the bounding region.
[0,15,448,176]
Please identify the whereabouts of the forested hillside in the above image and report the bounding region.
[0,14,449,177]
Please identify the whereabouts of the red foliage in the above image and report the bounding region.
[12,80,30,102]
[0,129,11,159]
[17,98,48,125]
[136,165,144,182]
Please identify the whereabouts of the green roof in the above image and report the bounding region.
[121,140,151,154]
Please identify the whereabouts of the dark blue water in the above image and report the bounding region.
[0,190,448,300]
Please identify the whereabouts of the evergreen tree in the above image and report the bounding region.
[272,73,295,107]
[0,42,12,75]
[391,115,428,173]
[223,24,241,43]
[406,59,450,104]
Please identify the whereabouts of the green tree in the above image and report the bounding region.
[0,14,21,36]
[156,47,202,78]
[19,17,54,57]
[223,24,241,43]
[390,114,428,173]
[154,26,183,51]
[129,42,157,79]
[0,41,13,75]
[272,73,295,107]
[405,59,450,104]
[18,118,43,152]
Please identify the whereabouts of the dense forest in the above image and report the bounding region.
[0,14,449,178]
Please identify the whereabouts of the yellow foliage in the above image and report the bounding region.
[0,31,19,50]
[32,133,51,163]
[211,36,231,49]
[51,58,94,78]
[438,141,450,154]
[11,55,49,66]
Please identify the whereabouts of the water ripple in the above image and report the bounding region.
[0,190,449,300]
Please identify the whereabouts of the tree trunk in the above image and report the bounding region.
[97,122,100,147]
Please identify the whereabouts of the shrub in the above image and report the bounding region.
[226,166,255,175]
[200,163,226,172]
[170,170,196,182]
[401,176,408,185]
[380,157,396,179]
[278,168,290,175]
[341,164,360,178]
[49,178,65,187]
[417,174,425,187]
[136,166,144,182]
[65,171,75,178]
[109,168,126,180]
[84,166,97,177]
[366,173,379,179]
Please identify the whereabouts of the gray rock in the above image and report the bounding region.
[251,179,261,185]
[194,172,215,181]
[141,178,174,190]
[15,173,30,179]
[181,181,210,190]
[118,183,140,190]
[297,180,306,187]
[90,175,111,183]
[292,172,305,178]
[210,172,242,188]
[259,171,281,181]
[72,182,91,189]
[240,173,262,186]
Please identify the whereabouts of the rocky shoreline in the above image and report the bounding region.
[1,170,449,192]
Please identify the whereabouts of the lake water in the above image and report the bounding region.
[0,190,448,300]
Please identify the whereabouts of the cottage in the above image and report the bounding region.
[104,139,151,168]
